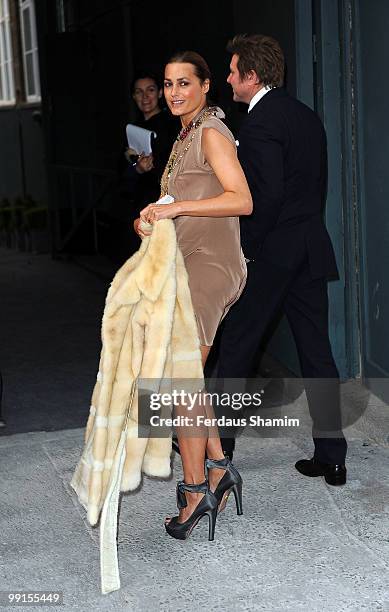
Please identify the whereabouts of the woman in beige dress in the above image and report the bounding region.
[135,51,252,540]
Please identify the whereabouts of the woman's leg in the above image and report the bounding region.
[172,346,226,522]
[170,345,210,522]
[200,346,229,494]
[201,346,225,463]
[165,344,205,522]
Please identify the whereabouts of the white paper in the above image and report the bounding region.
[126,124,156,156]
[156,195,174,205]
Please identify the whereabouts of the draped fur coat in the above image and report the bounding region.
[70,219,203,529]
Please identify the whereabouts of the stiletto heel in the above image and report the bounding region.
[232,481,243,516]
[165,480,218,541]
[207,506,218,541]
[205,456,243,515]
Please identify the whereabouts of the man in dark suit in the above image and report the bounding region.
[218,34,347,485]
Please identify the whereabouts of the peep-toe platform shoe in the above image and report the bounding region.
[205,456,243,515]
[164,480,218,541]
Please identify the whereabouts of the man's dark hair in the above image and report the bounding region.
[227,34,284,88]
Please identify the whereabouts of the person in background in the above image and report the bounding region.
[128,71,179,196]
[217,34,347,484]
[115,72,179,261]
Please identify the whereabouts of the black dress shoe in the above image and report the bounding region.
[295,458,347,486]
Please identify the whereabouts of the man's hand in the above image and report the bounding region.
[135,153,154,174]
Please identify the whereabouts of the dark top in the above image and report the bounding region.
[237,87,338,279]
[118,109,179,210]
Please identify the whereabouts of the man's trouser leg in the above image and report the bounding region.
[283,266,347,464]
[217,259,295,455]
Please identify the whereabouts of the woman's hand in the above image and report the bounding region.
[133,217,152,239]
[135,153,154,174]
[139,202,181,224]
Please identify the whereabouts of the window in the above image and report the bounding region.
[0,0,15,104]
[55,0,78,33]
[19,0,40,102]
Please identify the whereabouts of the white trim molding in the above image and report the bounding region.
[0,0,15,104]
[19,0,41,102]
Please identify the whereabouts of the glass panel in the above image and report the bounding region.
[22,7,32,52]
[6,59,13,99]
[33,50,40,96]
[3,13,10,61]
[56,0,66,33]
[25,51,35,95]
[0,22,6,63]
[0,66,4,100]
[4,62,9,98]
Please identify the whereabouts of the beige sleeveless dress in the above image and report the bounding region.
[166,114,247,346]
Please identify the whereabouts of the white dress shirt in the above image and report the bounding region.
[248,86,272,113]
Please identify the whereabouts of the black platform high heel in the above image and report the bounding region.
[205,457,243,515]
[164,481,218,541]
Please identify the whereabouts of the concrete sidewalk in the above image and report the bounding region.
[1,426,389,611]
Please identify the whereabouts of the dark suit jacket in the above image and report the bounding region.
[237,87,338,280]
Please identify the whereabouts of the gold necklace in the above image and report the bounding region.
[160,106,218,197]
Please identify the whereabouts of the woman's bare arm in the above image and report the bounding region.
[138,127,252,226]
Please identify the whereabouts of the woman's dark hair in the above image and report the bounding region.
[227,34,284,88]
[130,71,161,94]
[166,51,212,85]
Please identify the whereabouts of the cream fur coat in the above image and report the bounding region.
[70,219,203,591]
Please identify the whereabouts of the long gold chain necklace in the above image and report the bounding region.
[160,106,218,197]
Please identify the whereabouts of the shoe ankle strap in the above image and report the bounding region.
[176,480,208,509]
[205,457,230,470]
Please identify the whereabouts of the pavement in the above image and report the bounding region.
[1,248,389,611]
